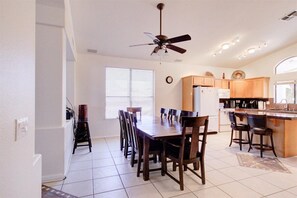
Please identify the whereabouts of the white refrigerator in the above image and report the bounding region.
[194,87,219,132]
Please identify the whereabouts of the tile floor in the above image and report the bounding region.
[44,132,297,198]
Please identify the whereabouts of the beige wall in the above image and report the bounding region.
[240,42,297,98]
[76,53,234,138]
[0,0,41,197]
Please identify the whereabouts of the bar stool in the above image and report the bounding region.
[247,114,277,158]
[73,104,92,154]
[228,112,251,151]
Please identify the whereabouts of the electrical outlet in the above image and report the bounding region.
[15,117,28,141]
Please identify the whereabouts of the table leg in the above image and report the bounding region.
[143,136,150,181]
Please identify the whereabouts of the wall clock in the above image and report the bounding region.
[166,76,173,84]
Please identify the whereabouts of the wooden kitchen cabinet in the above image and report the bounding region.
[182,75,229,111]
[215,79,230,89]
[230,77,269,98]
[193,76,214,87]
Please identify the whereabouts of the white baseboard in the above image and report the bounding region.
[42,173,66,183]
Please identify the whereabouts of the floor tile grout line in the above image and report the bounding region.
[104,137,129,198]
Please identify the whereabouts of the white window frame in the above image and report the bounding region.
[274,56,297,104]
[105,67,155,119]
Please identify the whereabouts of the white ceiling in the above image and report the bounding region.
[69,0,297,68]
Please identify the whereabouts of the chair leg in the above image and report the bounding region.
[200,158,206,184]
[161,148,166,176]
[260,135,263,158]
[124,140,129,158]
[193,162,199,170]
[248,133,253,152]
[72,140,77,154]
[131,150,135,167]
[178,162,184,190]
[153,154,157,163]
[229,129,234,147]
[173,162,177,171]
[137,153,142,177]
[247,130,252,151]
[239,130,242,151]
[120,132,123,151]
[270,134,277,157]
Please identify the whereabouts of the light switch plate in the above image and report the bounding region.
[15,117,28,141]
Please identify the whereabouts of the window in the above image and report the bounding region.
[275,56,297,74]
[274,81,296,103]
[105,67,154,119]
[274,57,297,103]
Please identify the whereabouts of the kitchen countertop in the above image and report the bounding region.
[232,109,297,120]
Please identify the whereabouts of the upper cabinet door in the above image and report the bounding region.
[230,77,269,98]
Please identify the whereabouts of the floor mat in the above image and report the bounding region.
[237,153,291,173]
[42,185,78,198]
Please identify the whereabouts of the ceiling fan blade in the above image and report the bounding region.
[150,46,160,55]
[166,44,187,54]
[166,34,191,44]
[129,43,155,47]
[144,32,160,44]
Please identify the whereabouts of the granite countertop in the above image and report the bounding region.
[232,109,297,120]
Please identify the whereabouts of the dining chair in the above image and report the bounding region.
[125,112,162,173]
[247,114,277,158]
[118,110,131,158]
[161,116,209,190]
[228,112,251,151]
[168,109,178,121]
[179,110,197,122]
[127,107,142,121]
[160,108,167,119]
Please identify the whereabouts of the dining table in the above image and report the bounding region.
[136,116,184,181]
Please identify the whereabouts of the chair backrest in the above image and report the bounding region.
[179,110,196,122]
[160,108,167,119]
[127,107,142,121]
[118,110,126,138]
[228,112,237,127]
[168,109,178,121]
[123,111,133,145]
[181,116,209,160]
[125,112,140,152]
[247,114,267,129]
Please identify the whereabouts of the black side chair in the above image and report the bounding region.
[247,114,277,158]
[160,108,167,119]
[168,109,178,121]
[162,116,209,190]
[228,112,251,151]
[179,110,197,123]
[119,110,131,158]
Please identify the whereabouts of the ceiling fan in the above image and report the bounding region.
[130,3,191,55]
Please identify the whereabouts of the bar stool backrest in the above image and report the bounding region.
[247,114,267,129]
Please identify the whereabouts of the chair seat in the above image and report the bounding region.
[251,127,272,135]
[165,142,201,160]
[231,123,249,131]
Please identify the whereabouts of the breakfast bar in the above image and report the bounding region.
[234,109,297,157]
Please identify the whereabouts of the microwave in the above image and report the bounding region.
[218,89,230,99]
